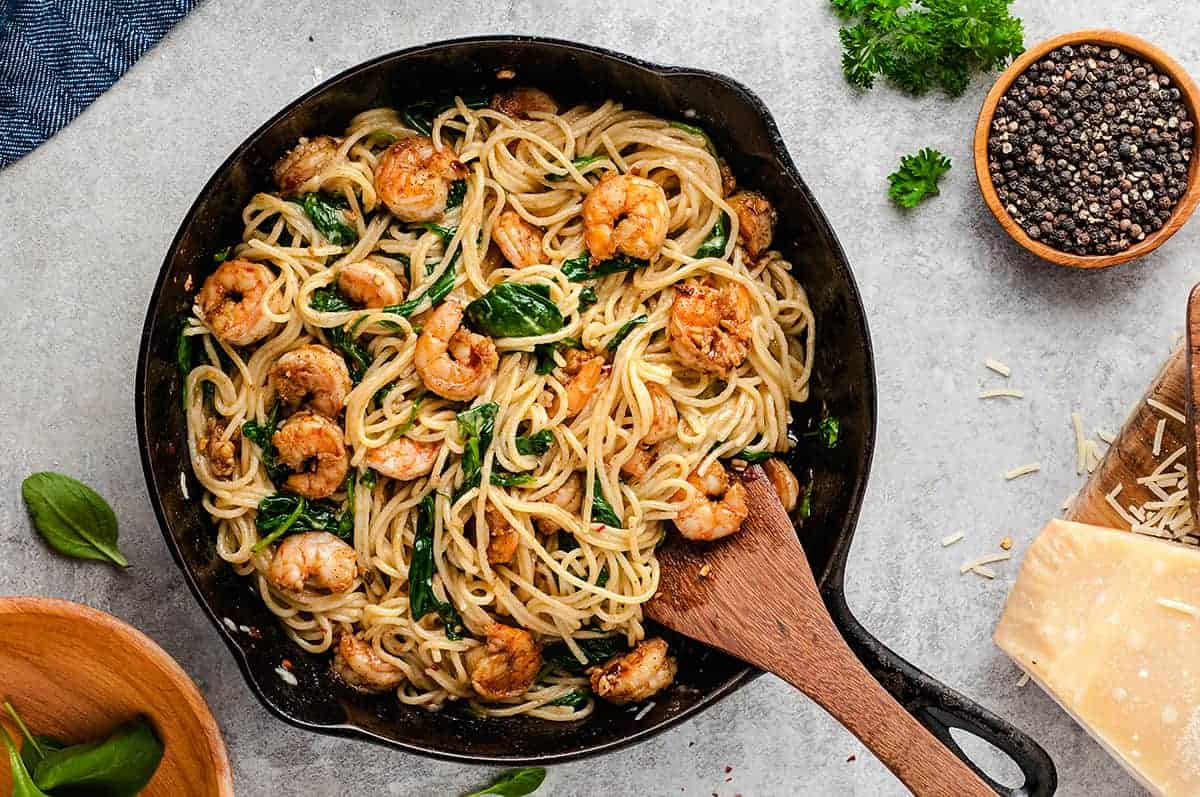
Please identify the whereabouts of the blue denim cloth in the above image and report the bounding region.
[0,0,199,168]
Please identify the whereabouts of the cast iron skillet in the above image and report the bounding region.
[136,36,1056,793]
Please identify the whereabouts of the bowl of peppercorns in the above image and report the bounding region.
[974,30,1200,268]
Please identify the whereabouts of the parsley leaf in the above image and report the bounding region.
[887,148,951,209]
[833,0,1024,97]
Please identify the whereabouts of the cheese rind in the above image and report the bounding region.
[995,520,1200,797]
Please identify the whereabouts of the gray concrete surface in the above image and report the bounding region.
[1,0,1196,794]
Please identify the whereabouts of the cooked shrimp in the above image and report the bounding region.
[332,633,405,693]
[365,436,440,481]
[619,446,655,482]
[589,638,677,705]
[490,87,559,119]
[493,209,544,268]
[582,174,669,263]
[337,260,404,308]
[196,259,282,346]
[763,459,800,513]
[542,349,606,417]
[272,411,349,499]
[534,472,583,534]
[414,300,498,401]
[269,344,351,418]
[267,531,358,594]
[726,190,777,259]
[374,135,468,222]
[273,135,342,196]
[202,418,237,478]
[673,460,748,541]
[466,623,541,700]
[641,384,677,445]
[484,502,520,565]
[667,280,752,376]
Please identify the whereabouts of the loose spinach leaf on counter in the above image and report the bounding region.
[832,0,1024,97]
[30,717,163,796]
[464,767,547,797]
[887,148,951,209]
[540,636,624,673]
[300,192,358,245]
[21,472,128,568]
[694,212,729,259]
[736,448,775,464]
[605,314,648,352]
[410,494,465,640]
[252,492,345,551]
[533,336,582,376]
[446,179,467,210]
[545,155,610,181]
[454,402,499,498]
[242,404,288,483]
[310,286,354,313]
[515,430,554,456]
[466,282,564,338]
[561,251,646,282]
[590,478,622,528]
[577,286,599,313]
[669,120,718,156]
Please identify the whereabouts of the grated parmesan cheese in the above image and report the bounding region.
[1147,398,1186,424]
[941,532,964,547]
[634,701,655,721]
[180,471,190,500]
[1072,411,1087,475]
[1004,463,1041,480]
[1153,418,1166,457]
[979,388,1025,399]
[1156,597,1200,618]
[970,565,997,579]
[984,358,1012,377]
[960,552,1011,574]
[1016,672,1030,688]
[275,665,298,686]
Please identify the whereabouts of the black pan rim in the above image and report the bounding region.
[135,34,877,765]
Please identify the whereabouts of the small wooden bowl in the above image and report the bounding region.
[0,597,233,796]
[974,29,1200,268]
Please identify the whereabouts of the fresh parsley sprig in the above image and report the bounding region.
[887,148,951,209]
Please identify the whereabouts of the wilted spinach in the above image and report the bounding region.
[805,415,840,449]
[384,248,459,317]
[252,492,345,551]
[561,251,646,282]
[736,449,775,464]
[605,314,648,352]
[446,179,467,209]
[546,690,590,708]
[401,94,488,137]
[454,402,498,498]
[327,324,373,383]
[490,470,534,488]
[310,286,354,313]
[540,635,624,673]
[694,212,729,259]
[577,286,599,313]
[669,120,718,156]
[533,336,582,375]
[515,430,554,456]
[545,155,609,181]
[466,282,564,338]
[301,192,358,246]
[409,494,464,639]
[590,478,622,528]
[242,404,289,482]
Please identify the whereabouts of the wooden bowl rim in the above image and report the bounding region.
[0,597,234,796]
[973,28,1200,269]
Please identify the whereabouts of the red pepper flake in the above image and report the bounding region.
[725,766,733,774]
[846,754,857,763]
[281,659,293,671]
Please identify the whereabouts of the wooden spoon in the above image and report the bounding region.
[646,465,995,796]
[1184,283,1200,525]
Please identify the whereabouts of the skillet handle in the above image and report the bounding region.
[824,589,1058,797]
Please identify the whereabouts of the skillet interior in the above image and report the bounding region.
[136,36,876,763]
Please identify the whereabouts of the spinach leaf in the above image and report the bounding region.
[252,492,344,551]
[393,395,425,438]
[596,565,610,588]
[466,283,564,338]
[515,430,554,456]
[31,718,163,796]
[310,286,354,313]
[455,402,498,497]
[401,94,488,137]
[212,245,232,264]
[410,495,464,639]
[799,473,814,519]
[605,314,648,352]
[541,636,624,673]
[1,724,50,797]
[465,767,547,797]
[737,449,775,464]
[384,249,459,317]
[301,193,358,246]
[414,221,456,241]
[561,251,647,282]
[545,155,609,181]
[327,324,373,383]
[242,404,288,482]
[590,478,622,528]
[446,179,467,209]
[21,472,128,568]
[578,286,598,313]
[546,690,590,708]
[338,472,356,539]
[556,530,579,552]
[694,212,729,259]
[805,415,840,449]
[669,120,718,156]
[5,703,58,774]
[533,337,582,376]
[490,470,534,488]
[176,323,194,410]
[360,468,378,490]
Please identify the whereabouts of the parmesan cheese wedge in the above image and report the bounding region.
[995,520,1200,796]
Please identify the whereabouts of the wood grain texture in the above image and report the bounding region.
[1187,285,1200,525]
[1065,345,1186,527]
[973,29,1200,269]
[647,466,994,796]
[0,597,233,796]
